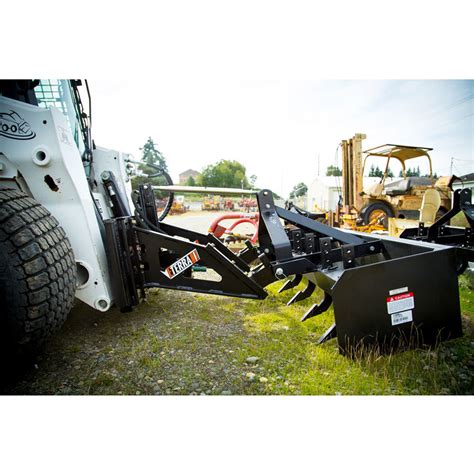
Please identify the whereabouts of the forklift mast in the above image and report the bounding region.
[341,133,366,212]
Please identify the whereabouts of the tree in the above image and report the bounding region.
[186,175,196,186]
[140,137,168,171]
[326,165,342,176]
[402,166,421,177]
[368,164,383,177]
[369,164,394,178]
[289,182,308,199]
[132,137,170,191]
[199,159,250,188]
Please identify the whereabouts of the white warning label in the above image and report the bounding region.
[391,310,413,326]
[389,286,408,296]
[386,292,414,314]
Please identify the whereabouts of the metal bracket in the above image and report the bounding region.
[256,190,293,261]
[319,237,333,269]
[341,244,355,269]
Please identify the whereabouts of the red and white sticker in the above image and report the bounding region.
[163,249,200,279]
[386,291,414,316]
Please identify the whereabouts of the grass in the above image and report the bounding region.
[226,278,474,395]
[2,275,473,395]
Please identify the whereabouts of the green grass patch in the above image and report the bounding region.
[5,276,473,396]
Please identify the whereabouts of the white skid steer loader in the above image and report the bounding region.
[0,80,472,359]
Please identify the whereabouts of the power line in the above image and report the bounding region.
[418,91,474,124]
[452,158,473,163]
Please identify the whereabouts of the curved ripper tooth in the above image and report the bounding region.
[300,292,333,322]
[317,323,337,344]
[286,280,316,306]
[278,274,302,293]
[278,279,295,294]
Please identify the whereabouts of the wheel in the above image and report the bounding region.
[360,201,394,229]
[0,188,77,356]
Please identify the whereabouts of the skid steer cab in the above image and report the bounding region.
[0,80,472,359]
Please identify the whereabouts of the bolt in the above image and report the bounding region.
[265,203,271,209]
[275,268,284,277]
[369,245,375,251]
[101,171,110,181]
[264,248,270,254]
[263,191,268,196]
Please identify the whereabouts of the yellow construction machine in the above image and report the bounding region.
[201,195,223,211]
[336,134,453,231]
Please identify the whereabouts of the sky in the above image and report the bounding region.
[90,79,473,197]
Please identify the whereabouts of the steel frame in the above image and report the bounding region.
[103,186,472,356]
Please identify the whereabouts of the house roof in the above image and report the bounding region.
[452,173,474,186]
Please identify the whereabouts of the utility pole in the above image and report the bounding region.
[450,157,454,175]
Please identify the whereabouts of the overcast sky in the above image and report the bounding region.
[90,79,473,197]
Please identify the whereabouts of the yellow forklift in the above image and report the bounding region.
[337,134,452,230]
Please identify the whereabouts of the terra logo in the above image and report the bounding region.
[0,110,36,140]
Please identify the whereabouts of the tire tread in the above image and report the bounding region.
[0,189,76,352]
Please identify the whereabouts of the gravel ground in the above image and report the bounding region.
[1,289,257,395]
[166,210,256,234]
[2,211,256,395]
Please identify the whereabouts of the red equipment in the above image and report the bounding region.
[208,212,259,244]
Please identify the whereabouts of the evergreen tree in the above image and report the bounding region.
[132,137,170,191]
[140,137,168,171]
[368,165,384,177]
[326,165,342,176]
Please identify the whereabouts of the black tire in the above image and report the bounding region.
[360,201,394,229]
[0,188,76,356]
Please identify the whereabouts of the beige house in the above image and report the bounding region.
[179,169,200,184]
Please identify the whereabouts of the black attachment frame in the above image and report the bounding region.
[103,186,467,356]
[400,188,474,270]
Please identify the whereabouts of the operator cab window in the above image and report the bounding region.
[34,80,86,156]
